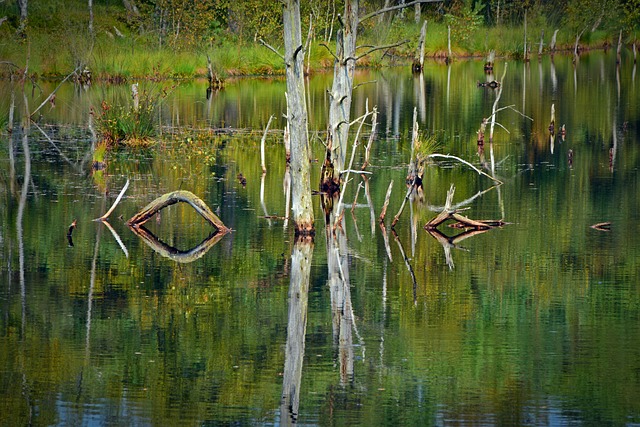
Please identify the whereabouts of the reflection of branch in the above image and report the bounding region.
[379,222,393,262]
[425,227,495,270]
[129,226,226,263]
[362,175,376,236]
[32,122,82,173]
[260,173,272,227]
[102,220,129,258]
[391,229,417,305]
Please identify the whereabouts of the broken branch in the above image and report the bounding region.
[94,179,130,221]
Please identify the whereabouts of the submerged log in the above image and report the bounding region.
[127,190,229,233]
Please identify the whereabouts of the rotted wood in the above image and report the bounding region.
[127,190,230,233]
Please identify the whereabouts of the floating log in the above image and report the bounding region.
[127,190,229,233]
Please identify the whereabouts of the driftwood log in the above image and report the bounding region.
[127,190,230,233]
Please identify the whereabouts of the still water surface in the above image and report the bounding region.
[1,52,640,425]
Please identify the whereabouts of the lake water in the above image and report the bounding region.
[1,51,640,426]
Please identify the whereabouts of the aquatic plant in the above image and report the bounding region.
[94,86,167,148]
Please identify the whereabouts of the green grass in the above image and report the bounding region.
[0,0,630,81]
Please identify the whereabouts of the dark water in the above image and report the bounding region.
[1,52,640,426]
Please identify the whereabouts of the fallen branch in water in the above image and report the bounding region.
[424,184,506,230]
[94,179,130,221]
[127,190,229,233]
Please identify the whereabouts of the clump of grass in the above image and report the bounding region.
[94,86,169,148]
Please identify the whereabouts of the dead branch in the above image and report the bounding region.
[426,154,502,184]
[590,222,611,231]
[489,63,508,142]
[349,39,409,63]
[360,0,443,23]
[391,229,418,305]
[261,115,275,173]
[259,39,285,62]
[30,67,80,118]
[319,42,339,62]
[333,101,374,229]
[379,180,394,223]
[379,222,393,262]
[362,106,378,170]
[391,176,416,228]
[424,184,505,231]
[94,179,130,221]
[128,190,229,233]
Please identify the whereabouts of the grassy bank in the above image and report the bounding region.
[0,1,631,81]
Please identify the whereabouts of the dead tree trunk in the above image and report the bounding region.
[413,20,427,73]
[284,0,314,235]
[17,0,27,34]
[88,0,94,37]
[327,0,358,178]
[550,29,559,53]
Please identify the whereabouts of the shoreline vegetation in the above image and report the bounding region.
[0,1,638,83]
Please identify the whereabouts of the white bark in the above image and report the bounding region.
[17,0,27,32]
[284,0,314,233]
[88,0,93,36]
[328,0,358,176]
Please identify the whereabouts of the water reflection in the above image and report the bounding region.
[1,52,640,425]
[129,226,225,263]
[279,238,313,425]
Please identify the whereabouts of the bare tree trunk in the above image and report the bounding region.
[284,0,314,234]
[88,0,94,37]
[413,20,427,72]
[414,2,421,23]
[379,0,391,24]
[17,0,27,34]
[523,9,528,61]
[550,29,559,53]
[328,0,358,177]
